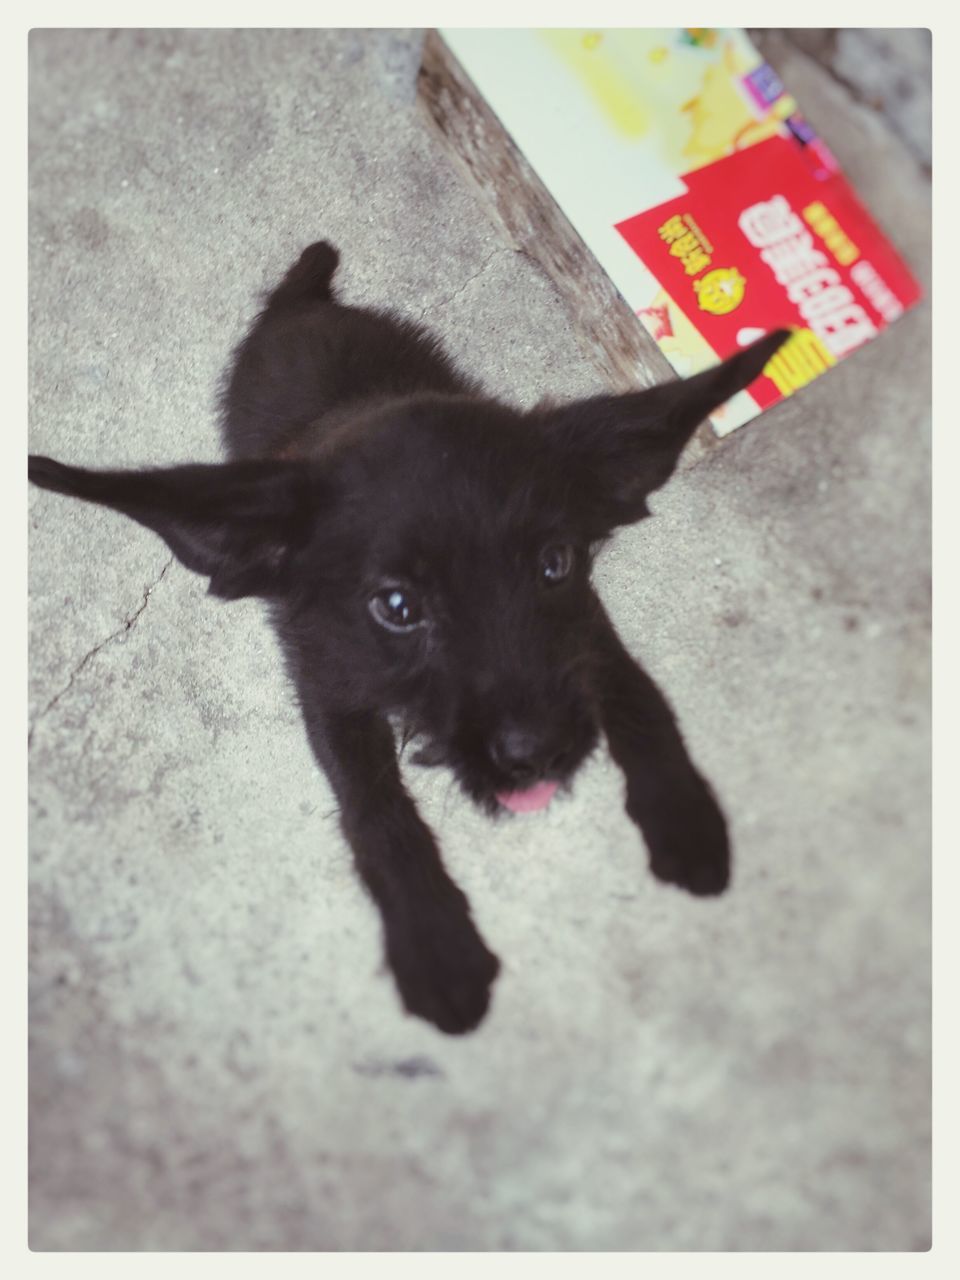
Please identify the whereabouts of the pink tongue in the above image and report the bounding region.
[496,780,559,813]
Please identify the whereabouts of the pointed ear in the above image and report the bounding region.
[28,454,321,600]
[539,330,790,528]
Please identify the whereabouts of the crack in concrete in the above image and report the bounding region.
[416,246,507,324]
[28,556,175,748]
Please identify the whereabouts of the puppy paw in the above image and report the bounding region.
[626,781,731,897]
[384,903,501,1035]
[648,839,730,896]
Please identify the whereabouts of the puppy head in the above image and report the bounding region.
[29,331,787,813]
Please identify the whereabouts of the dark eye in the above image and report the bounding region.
[539,544,575,585]
[369,586,426,633]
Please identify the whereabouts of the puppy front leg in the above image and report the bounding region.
[302,706,500,1034]
[594,612,730,896]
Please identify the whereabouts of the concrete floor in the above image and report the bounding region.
[28,30,930,1251]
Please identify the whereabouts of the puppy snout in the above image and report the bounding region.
[490,723,565,783]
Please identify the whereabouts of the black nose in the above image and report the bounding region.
[490,723,563,783]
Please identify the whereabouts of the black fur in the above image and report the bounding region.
[29,241,789,1034]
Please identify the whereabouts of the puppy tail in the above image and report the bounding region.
[264,241,341,309]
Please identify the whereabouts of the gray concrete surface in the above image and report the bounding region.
[761,28,932,171]
[28,29,930,1251]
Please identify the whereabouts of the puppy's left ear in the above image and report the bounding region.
[28,455,321,600]
[539,330,790,528]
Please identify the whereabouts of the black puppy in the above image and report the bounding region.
[30,242,788,1034]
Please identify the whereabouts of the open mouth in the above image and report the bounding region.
[408,719,599,816]
[495,780,560,813]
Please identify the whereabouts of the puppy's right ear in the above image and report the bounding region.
[28,455,321,600]
[537,330,790,531]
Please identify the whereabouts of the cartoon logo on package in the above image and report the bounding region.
[694,267,745,315]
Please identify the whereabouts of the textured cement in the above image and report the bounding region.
[28,29,930,1251]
